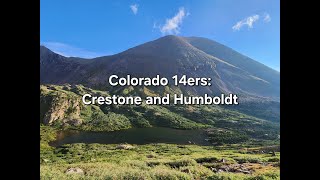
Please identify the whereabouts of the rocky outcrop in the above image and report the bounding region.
[116,144,134,150]
[40,85,83,125]
[65,167,84,175]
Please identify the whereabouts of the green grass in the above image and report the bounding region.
[40,125,57,150]
[41,133,280,179]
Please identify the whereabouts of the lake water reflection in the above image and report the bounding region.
[50,127,212,147]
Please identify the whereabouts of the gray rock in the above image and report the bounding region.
[65,167,84,175]
[220,158,226,163]
[211,167,218,172]
[116,144,134,150]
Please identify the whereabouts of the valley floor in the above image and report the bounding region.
[40,127,280,180]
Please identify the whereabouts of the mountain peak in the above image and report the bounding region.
[122,35,201,58]
[152,35,192,47]
[158,35,184,40]
[40,45,56,56]
[40,35,279,100]
[40,45,50,52]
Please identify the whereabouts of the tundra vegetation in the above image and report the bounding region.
[40,84,280,179]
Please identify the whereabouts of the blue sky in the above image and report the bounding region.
[40,0,280,71]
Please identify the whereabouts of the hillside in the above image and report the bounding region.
[40,84,279,141]
[184,37,280,88]
[40,35,280,122]
[40,35,279,101]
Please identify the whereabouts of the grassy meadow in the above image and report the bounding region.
[41,126,280,180]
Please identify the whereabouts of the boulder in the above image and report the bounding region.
[65,167,84,175]
[64,119,82,126]
[116,144,134,150]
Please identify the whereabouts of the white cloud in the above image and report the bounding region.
[263,13,271,22]
[232,13,272,31]
[130,4,138,15]
[159,7,188,35]
[232,14,259,31]
[41,42,108,58]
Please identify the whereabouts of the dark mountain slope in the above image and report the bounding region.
[184,37,280,88]
[40,46,91,84]
[40,36,278,98]
[40,35,279,100]
[40,36,280,122]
